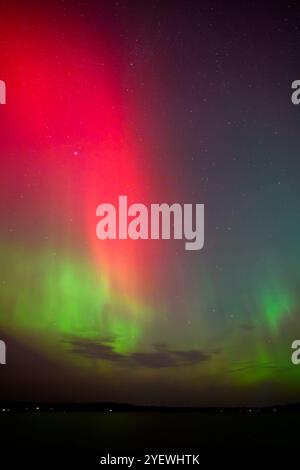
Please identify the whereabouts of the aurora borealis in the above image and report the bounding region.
[1,0,300,407]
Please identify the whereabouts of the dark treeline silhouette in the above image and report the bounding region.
[1,402,300,412]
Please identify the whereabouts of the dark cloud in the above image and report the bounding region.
[240,324,255,332]
[64,336,213,369]
[227,361,290,374]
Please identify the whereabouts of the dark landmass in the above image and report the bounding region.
[0,401,300,412]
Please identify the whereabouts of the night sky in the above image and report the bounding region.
[1,0,300,406]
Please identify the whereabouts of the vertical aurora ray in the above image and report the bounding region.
[259,283,295,334]
[0,7,155,361]
[0,243,152,358]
